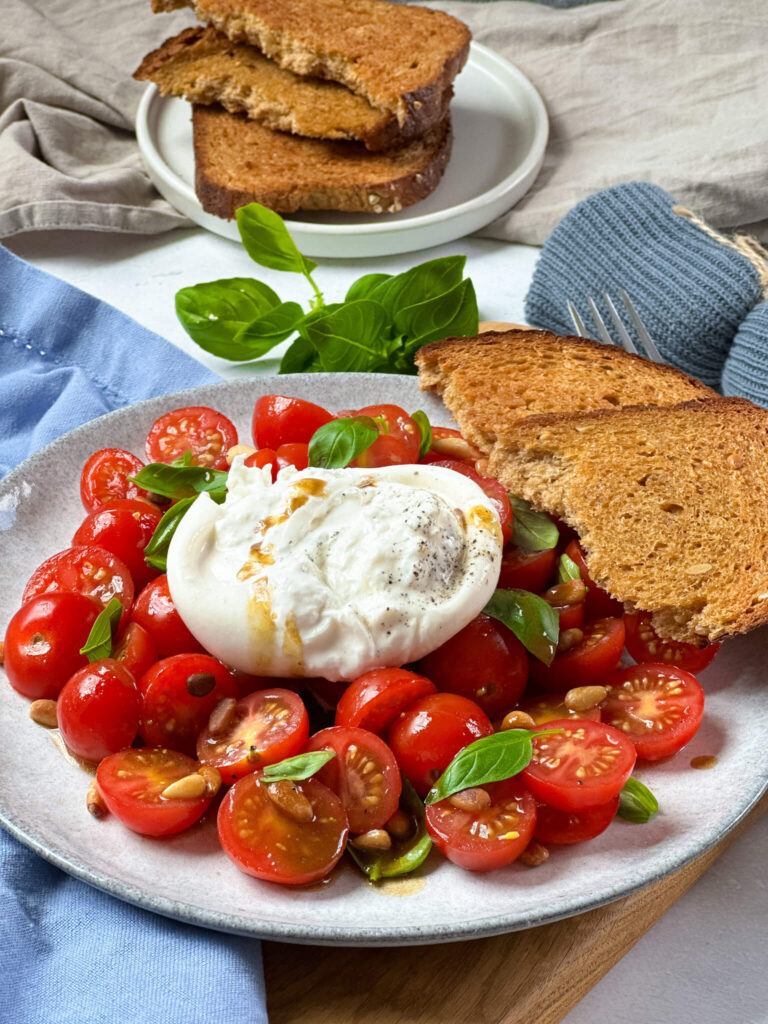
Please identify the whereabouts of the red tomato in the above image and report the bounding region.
[251,395,333,449]
[418,613,528,719]
[499,545,557,592]
[73,499,161,591]
[600,663,705,761]
[352,404,421,467]
[335,668,437,734]
[96,748,213,836]
[197,689,310,783]
[244,448,278,473]
[308,726,402,833]
[421,426,483,465]
[534,796,619,845]
[522,719,636,811]
[130,574,205,658]
[520,694,601,725]
[624,612,720,674]
[58,659,141,762]
[564,541,624,620]
[80,448,150,513]
[388,693,494,797]
[218,773,348,885]
[244,442,310,479]
[138,654,238,756]
[426,778,537,872]
[145,406,237,470]
[556,602,585,631]
[22,545,134,620]
[427,459,512,543]
[112,622,157,681]
[529,617,626,692]
[3,592,99,700]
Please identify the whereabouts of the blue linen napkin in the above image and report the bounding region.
[0,245,268,1024]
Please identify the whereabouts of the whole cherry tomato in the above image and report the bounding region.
[130,574,205,658]
[73,499,161,591]
[251,395,333,449]
[58,659,141,762]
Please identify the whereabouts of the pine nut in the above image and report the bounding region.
[565,685,607,712]
[544,579,587,607]
[29,699,58,729]
[429,435,483,463]
[208,697,237,735]
[519,841,549,867]
[226,443,257,465]
[449,787,491,812]
[0,639,4,664]
[266,780,314,823]
[557,627,584,653]
[161,773,207,800]
[385,809,412,841]
[186,672,216,698]
[351,829,392,851]
[86,781,107,819]
[500,710,536,731]
[198,764,222,797]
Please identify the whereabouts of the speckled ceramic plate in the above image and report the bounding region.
[1,374,767,946]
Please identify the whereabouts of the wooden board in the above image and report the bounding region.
[264,792,768,1024]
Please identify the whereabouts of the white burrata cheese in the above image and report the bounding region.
[166,460,502,681]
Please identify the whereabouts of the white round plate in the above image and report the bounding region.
[1,374,767,946]
[135,43,548,258]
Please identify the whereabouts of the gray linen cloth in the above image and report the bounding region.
[1,0,766,244]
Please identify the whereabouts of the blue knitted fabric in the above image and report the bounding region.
[524,182,764,394]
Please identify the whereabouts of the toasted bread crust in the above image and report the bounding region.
[192,104,452,217]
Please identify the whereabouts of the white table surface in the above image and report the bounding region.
[6,226,768,1024]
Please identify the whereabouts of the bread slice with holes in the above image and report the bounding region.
[134,26,448,150]
[484,397,768,644]
[149,0,471,135]
[415,329,717,454]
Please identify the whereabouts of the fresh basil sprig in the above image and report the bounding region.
[426,729,558,806]
[618,778,659,823]
[261,750,336,783]
[558,552,582,583]
[143,497,196,572]
[412,410,432,458]
[130,463,228,502]
[483,588,560,665]
[308,416,379,469]
[348,779,432,882]
[509,496,559,552]
[79,597,123,662]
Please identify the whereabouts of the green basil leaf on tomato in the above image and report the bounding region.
[79,597,124,662]
[143,497,196,572]
[618,777,659,823]
[412,410,432,458]
[508,496,559,553]
[348,778,432,883]
[260,749,336,783]
[558,552,582,583]
[130,463,228,502]
[308,416,380,469]
[483,588,560,666]
[235,203,317,276]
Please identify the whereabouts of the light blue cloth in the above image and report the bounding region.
[0,245,268,1024]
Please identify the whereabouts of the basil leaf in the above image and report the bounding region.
[131,463,228,501]
[143,497,196,572]
[348,779,432,882]
[79,597,123,662]
[509,496,559,552]
[426,729,556,805]
[302,300,390,372]
[308,416,379,469]
[558,552,582,583]
[369,255,467,315]
[483,588,560,665]
[175,278,281,353]
[236,203,317,275]
[345,273,392,303]
[227,301,305,359]
[412,410,432,458]
[261,749,335,782]
[397,279,479,356]
[279,334,324,374]
[618,778,659,823]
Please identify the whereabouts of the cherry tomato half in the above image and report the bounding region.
[352,404,421,467]
[22,545,134,620]
[522,719,636,811]
[96,748,213,836]
[428,459,512,543]
[244,443,310,479]
[529,617,626,692]
[73,499,161,591]
[624,612,720,675]
[426,778,537,872]
[251,395,333,449]
[534,796,619,845]
[131,574,205,658]
[498,545,557,592]
[80,448,150,513]
[58,658,141,762]
[335,668,437,734]
[600,663,705,761]
[564,541,624,620]
[145,406,237,470]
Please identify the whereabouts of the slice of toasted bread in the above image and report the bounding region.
[416,330,717,453]
[134,27,448,150]
[484,397,768,644]
[192,104,452,217]
[151,0,470,132]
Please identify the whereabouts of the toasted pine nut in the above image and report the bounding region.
[86,781,107,819]
[208,697,237,735]
[429,435,483,463]
[448,787,491,812]
[266,780,314,823]
[557,627,584,653]
[519,841,549,867]
[29,699,58,729]
[198,764,222,797]
[161,773,207,800]
[544,579,587,607]
[500,710,536,731]
[0,639,4,664]
[564,685,607,712]
[385,809,413,841]
[351,829,392,852]
[226,443,257,465]
[186,672,216,698]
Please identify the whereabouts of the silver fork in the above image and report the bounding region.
[567,289,664,363]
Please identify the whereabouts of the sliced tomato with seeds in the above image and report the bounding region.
[534,796,619,845]
[335,668,436,734]
[145,405,237,470]
[308,726,401,833]
[22,545,134,619]
[218,772,348,885]
[624,612,720,674]
[96,748,213,836]
[522,719,636,811]
[499,545,557,592]
[564,541,623,620]
[425,778,537,872]
[80,448,151,513]
[197,689,310,782]
[529,617,626,692]
[600,663,705,761]
[73,499,162,591]
[428,459,512,544]
[520,694,601,725]
[131,574,205,658]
